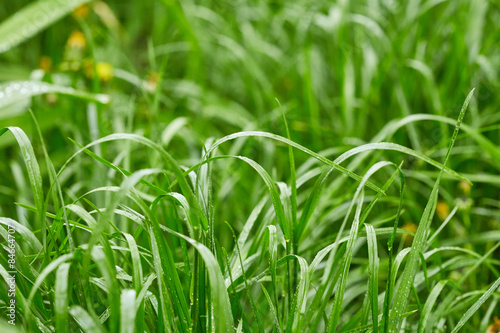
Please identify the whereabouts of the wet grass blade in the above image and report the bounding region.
[163,227,235,333]
[0,0,91,53]
[120,289,137,333]
[389,89,474,332]
[69,305,106,333]
[0,127,47,252]
[55,262,71,333]
[418,280,447,333]
[451,277,500,333]
[206,131,384,194]
[366,224,379,333]
[0,81,110,109]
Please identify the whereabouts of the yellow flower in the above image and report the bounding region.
[436,201,450,221]
[146,72,160,92]
[39,56,52,72]
[487,316,500,333]
[402,222,417,235]
[73,4,90,18]
[458,181,471,197]
[401,222,417,245]
[67,31,86,49]
[96,62,114,82]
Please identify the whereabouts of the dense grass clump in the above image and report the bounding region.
[1,0,500,332]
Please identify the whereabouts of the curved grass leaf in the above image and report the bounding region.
[0,217,42,252]
[0,81,110,109]
[69,305,106,333]
[389,89,474,332]
[55,262,71,333]
[451,277,500,333]
[374,113,500,163]
[366,224,379,333]
[162,227,235,333]
[334,142,470,184]
[418,280,447,333]
[205,131,383,194]
[120,289,137,333]
[0,0,91,53]
[328,161,393,332]
[0,127,46,249]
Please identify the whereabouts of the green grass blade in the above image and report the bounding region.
[0,81,110,109]
[69,305,106,333]
[334,142,470,184]
[162,227,235,333]
[451,277,500,333]
[328,161,393,331]
[0,0,91,53]
[389,89,474,332]
[366,224,379,333]
[0,217,42,252]
[206,131,384,194]
[1,127,47,250]
[55,263,71,333]
[120,289,137,333]
[417,280,447,333]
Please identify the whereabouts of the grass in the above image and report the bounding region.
[1,0,500,332]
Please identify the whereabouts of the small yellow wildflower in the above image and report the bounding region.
[402,222,417,235]
[401,222,417,245]
[458,181,471,197]
[96,62,114,82]
[85,61,114,82]
[67,31,86,49]
[39,56,52,72]
[146,72,160,92]
[73,4,90,18]
[487,316,500,333]
[436,201,450,221]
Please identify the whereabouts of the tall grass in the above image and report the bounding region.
[1,0,500,332]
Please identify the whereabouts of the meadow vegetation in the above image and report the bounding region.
[1,0,500,332]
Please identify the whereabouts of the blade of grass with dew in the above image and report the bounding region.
[389,89,474,332]
[381,164,405,333]
[225,221,264,332]
[162,227,235,333]
[55,262,71,333]
[261,285,282,333]
[0,127,47,251]
[0,0,91,52]
[306,164,401,332]
[373,113,500,163]
[0,217,42,252]
[184,154,290,241]
[230,197,267,265]
[451,277,500,333]
[328,161,394,332]
[120,289,137,333]
[267,224,281,331]
[366,224,379,333]
[333,142,470,184]
[205,131,384,194]
[102,169,190,331]
[69,305,106,333]
[63,133,208,229]
[426,242,500,332]
[0,81,110,109]
[25,253,73,329]
[29,109,76,262]
[285,255,309,333]
[123,233,143,292]
[417,280,447,333]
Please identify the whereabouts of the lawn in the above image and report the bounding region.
[1,0,500,332]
